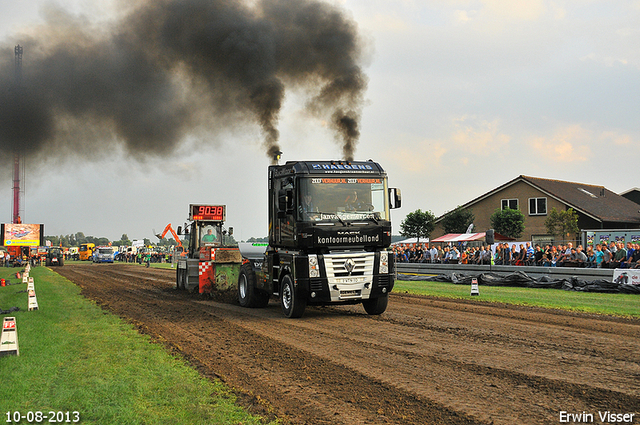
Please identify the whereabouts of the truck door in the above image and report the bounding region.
[273,177,296,247]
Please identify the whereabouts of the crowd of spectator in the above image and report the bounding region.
[393,243,492,265]
[393,241,640,269]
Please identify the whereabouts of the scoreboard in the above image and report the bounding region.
[189,205,225,222]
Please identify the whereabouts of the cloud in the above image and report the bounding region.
[382,117,511,174]
[451,0,549,24]
[450,117,511,156]
[530,125,592,162]
[600,131,635,147]
[478,0,547,21]
[581,52,629,68]
[385,137,446,173]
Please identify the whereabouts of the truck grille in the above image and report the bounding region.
[324,253,374,279]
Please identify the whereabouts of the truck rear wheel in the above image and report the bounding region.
[280,274,306,318]
[362,293,389,315]
[238,264,269,308]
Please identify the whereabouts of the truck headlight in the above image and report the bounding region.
[380,251,388,274]
[308,254,319,278]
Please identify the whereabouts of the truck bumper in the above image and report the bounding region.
[302,273,394,304]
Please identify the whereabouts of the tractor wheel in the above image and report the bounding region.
[176,268,186,290]
[280,274,306,318]
[175,269,182,289]
[238,263,269,308]
[362,293,389,315]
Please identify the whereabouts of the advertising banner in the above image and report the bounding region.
[1,224,44,247]
[612,269,640,286]
[585,230,640,247]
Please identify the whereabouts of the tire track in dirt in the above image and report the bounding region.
[54,263,640,425]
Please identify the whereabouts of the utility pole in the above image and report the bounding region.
[12,45,24,224]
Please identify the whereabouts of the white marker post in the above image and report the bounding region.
[470,278,479,296]
[28,279,39,311]
[0,317,19,356]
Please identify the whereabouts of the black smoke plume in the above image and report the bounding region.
[0,0,368,165]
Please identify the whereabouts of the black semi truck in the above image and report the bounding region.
[238,160,401,318]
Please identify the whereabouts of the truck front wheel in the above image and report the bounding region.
[238,264,269,308]
[280,274,306,318]
[362,293,389,315]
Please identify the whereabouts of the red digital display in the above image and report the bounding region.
[190,205,225,222]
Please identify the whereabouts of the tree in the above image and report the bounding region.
[442,206,475,234]
[490,208,525,239]
[544,208,579,241]
[45,235,59,246]
[75,232,86,245]
[157,237,176,247]
[399,209,436,243]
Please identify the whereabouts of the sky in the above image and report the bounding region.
[0,0,639,243]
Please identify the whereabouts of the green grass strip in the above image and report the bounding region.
[395,279,640,318]
[0,266,276,424]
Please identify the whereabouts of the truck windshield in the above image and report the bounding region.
[298,177,389,222]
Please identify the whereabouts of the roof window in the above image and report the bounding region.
[577,188,598,198]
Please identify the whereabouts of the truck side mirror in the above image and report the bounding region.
[229,227,233,236]
[389,188,402,209]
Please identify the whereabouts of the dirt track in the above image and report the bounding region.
[54,263,640,425]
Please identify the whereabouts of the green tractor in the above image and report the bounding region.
[45,247,65,267]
